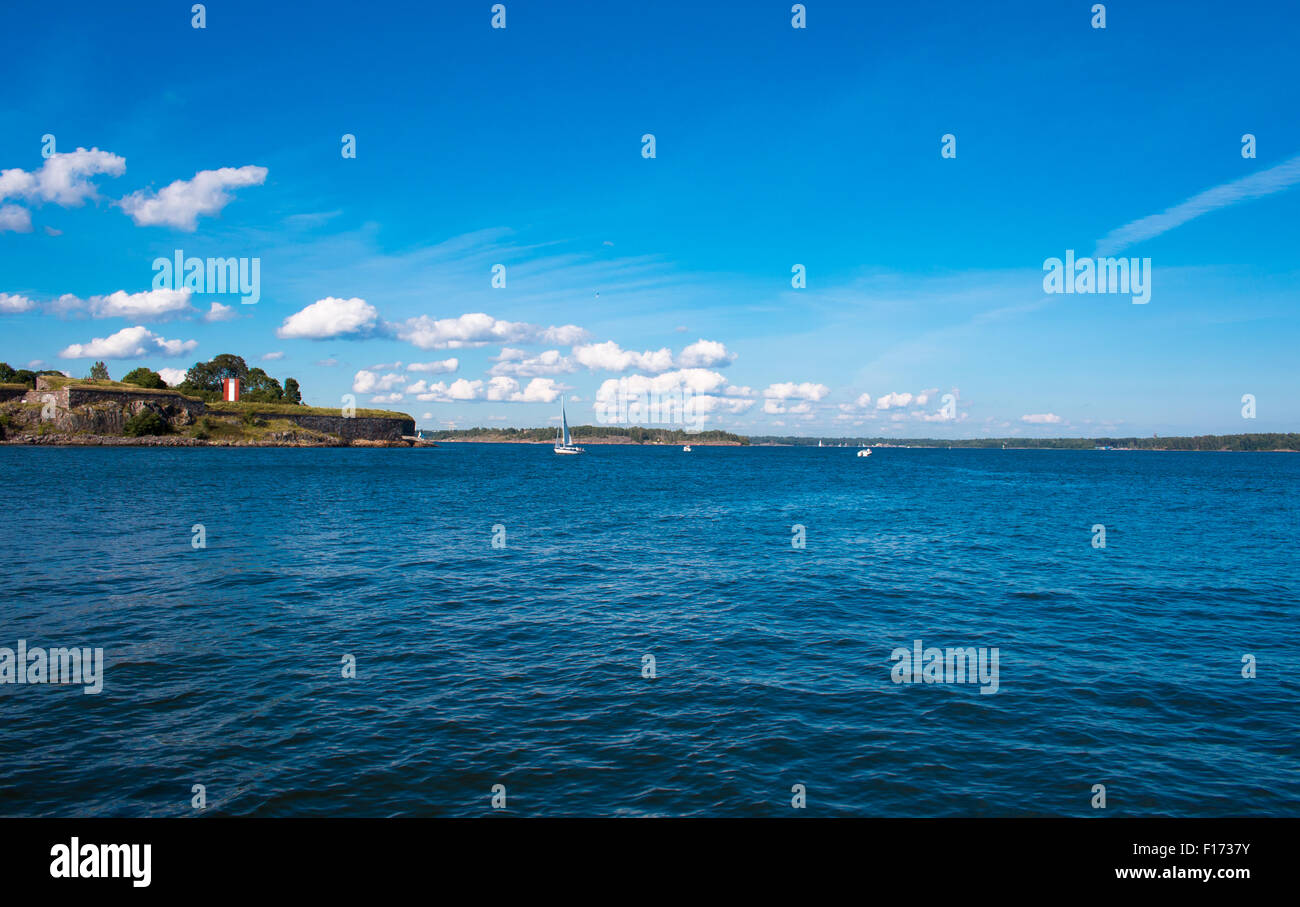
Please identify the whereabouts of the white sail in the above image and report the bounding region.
[562,404,572,446]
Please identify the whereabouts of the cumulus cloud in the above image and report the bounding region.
[571,338,736,373]
[764,382,829,401]
[352,370,406,394]
[0,148,126,206]
[540,324,589,345]
[0,292,37,313]
[875,392,914,410]
[406,358,459,374]
[87,288,193,320]
[489,348,575,377]
[277,296,379,339]
[260,351,285,361]
[394,312,587,350]
[407,376,563,403]
[677,338,736,368]
[573,340,675,373]
[761,382,828,415]
[157,367,187,386]
[1021,413,1062,424]
[0,204,32,233]
[203,302,239,322]
[59,325,198,359]
[118,165,267,230]
[592,368,730,421]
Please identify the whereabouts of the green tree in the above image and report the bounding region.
[0,362,16,384]
[179,353,249,399]
[241,367,284,403]
[88,361,110,381]
[121,367,168,389]
[123,409,169,436]
[282,377,302,404]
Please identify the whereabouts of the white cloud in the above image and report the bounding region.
[1096,154,1300,256]
[87,288,193,320]
[407,358,459,374]
[277,296,379,339]
[352,370,406,394]
[410,375,563,403]
[119,165,267,230]
[157,367,187,386]
[573,340,675,373]
[875,392,914,410]
[505,377,563,402]
[203,302,238,322]
[489,348,575,377]
[854,392,872,408]
[540,324,589,345]
[0,204,32,233]
[59,325,198,359]
[369,392,405,404]
[260,351,285,361]
[678,338,736,368]
[764,381,829,401]
[0,292,37,313]
[1021,413,1062,424]
[0,148,126,206]
[395,312,585,350]
[761,382,828,415]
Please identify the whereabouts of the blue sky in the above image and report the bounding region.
[1,0,1296,436]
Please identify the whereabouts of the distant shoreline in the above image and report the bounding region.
[425,429,1300,452]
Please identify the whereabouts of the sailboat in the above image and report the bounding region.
[554,402,584,455]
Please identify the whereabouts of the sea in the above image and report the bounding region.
[1,444,1296,817]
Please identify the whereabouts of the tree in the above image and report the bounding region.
[88,361,110,381]
[0,362,17,384]
[123,409,169,436]
[121,367,168,389]
[282,377,302,404]
[178,354,249,399]
[241,367,284,403]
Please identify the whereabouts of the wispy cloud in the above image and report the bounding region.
[1095,154,1300,256]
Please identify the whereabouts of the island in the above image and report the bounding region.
[0,356,420,447]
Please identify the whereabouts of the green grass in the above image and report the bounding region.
[206,401,410,419]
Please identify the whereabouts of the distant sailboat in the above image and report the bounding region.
[554,402,584,455]
[856,447,872,457]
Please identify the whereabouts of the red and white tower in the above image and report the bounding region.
[222,378,241,402]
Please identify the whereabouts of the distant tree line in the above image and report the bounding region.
[749,434,1300,451]
[0,362,66,387]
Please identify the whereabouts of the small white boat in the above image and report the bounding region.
[553,403,584,455]
[683,444,691,452]
[856,448,872,457]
